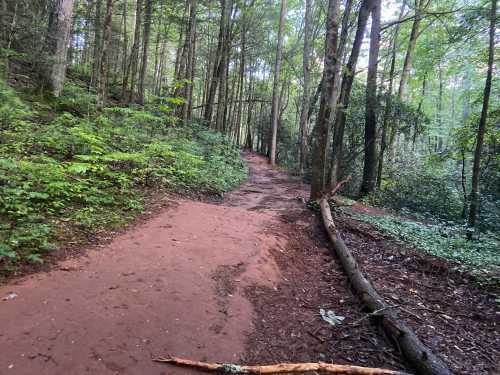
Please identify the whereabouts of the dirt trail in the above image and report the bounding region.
[4,153,495,375]
[0,153,348,375]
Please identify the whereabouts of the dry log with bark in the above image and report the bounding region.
[318,198,453,375]
[153,355,409,375]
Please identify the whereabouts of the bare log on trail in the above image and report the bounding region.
[153,355,409,375]
[318,198,454,375]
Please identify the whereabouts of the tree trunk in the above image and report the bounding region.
[204,0,228,125]
[360,0,381,196]
[329,0,373,186]
[176,0,198,121]
[298,0,312,174]
[467,0,496,238]
[138,0,152,105]
[90,0,102,88]
[309,0,341,200]
[269,0,286,165]
[388,0,426,158]
[376,0,406,189]
[318,198,453,375]
[235,23,246,145]
[397,0,424,99]
[123,0,143,103]
[121,0,128,85]
[97,0,114,107]
[215,1,233,132]
[43,0,75,97]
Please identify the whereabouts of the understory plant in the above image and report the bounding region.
[0,81,247,271]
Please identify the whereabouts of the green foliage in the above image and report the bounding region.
[352,212,500,284]
[376,159,464,222]
[0,81,246,271]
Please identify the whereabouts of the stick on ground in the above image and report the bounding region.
[153,355,409,375]
[318,198,453,375]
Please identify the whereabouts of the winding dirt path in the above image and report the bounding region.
[0,154,314,374]
[6,153,494,375]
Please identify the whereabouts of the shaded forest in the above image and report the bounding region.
[0,0,499,279]
[0,1,499,374]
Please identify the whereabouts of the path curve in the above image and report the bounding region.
[0,154,309,375]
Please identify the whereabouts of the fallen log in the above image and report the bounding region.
[318,198,453,375]
[153,355,409,375]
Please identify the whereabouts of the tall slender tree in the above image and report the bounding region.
[97,0,114,106]
[310,0,341,199]
[467,0,497,238]
[269,0,286,165]
[122,0,143,103]
[330,0,374,186]
[298,0,312,174]
[360,0,381,196]
[138,0,153,105]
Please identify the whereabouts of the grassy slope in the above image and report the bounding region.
[0,80,247,272]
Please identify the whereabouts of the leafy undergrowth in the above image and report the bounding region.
[0,80,247,272]
[344,207,500,285]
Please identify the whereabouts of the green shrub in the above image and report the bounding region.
[0,81,247,271]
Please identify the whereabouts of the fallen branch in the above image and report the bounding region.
[153,355,408,375]
[318,198,453,375]
[322,176,352,200]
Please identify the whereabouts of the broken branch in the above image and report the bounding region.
[153,355,408,375]
[318,198,453,375]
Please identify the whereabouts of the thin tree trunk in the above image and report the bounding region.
[235,24,246,145]
[330,0,373,186]
[97,0,114,107]
[298,0,312,174]
[467,0,496,238]
[121,0,128,84]
[376,0,406,189]
[138,0,153,105]
[309,0,341,199]
[269,0,286,165]
[360,0,381,196]
[204,0,228,126]
[388,0,426,158]
[90,0,102,88]
[215,1,233,132]
[397,0,424,99]
[122,0,142,102]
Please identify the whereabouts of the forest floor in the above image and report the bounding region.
[0,153,498,375]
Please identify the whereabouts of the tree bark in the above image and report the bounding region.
[90,0,102,89]
[204,0,228,126]
[397,0,424,99]
[376,0,406,189]
[97,0,114,107]
[319,198,453,375]
[43,0,75,97]
[467,0,496,238]
[154,355,407,375]
[121,0,128,85]
[329,0,373,186]
[138,0,152,105]
[309,0,341,200]
[269,0,286,165]
[215,5,233,132]
[122,0,143,103]
[360,0,381,196]
[298,0,312,174]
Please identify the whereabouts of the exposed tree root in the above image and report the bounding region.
[153,355,409,375]
[318,198,453,375]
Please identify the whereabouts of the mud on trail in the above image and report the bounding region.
[0,153,497,375]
